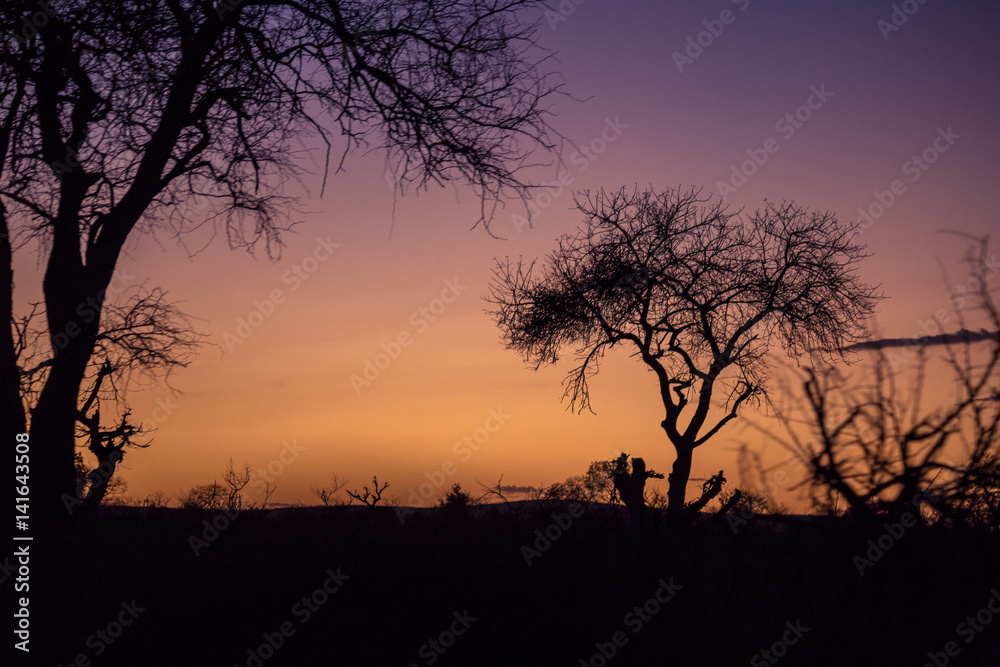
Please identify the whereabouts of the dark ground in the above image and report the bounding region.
[22,501,1000,666]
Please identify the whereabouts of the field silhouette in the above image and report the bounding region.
[39,500,1000,666]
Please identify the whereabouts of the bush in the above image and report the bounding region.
[439,483,474,511]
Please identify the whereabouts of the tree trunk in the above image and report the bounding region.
[80,452,119,513]
[31,357,92,529]
[666,445,693,517]
[33,252,105,530]
[614,466,648,530]
[685,470,726,515]
[0,213,24,437]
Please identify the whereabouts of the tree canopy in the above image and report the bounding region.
[488,186,881,513]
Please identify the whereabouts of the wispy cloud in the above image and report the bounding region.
[844,328,997,351]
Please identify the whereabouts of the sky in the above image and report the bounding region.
[14,0,1000,509]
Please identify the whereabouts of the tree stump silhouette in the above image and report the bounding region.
[611,453,664,533]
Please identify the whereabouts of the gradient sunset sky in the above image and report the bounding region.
[15,0,1000,508]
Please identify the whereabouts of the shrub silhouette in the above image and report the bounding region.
[439,483,474,510]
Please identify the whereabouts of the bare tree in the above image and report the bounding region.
[476,475,512,507]
[222,459,253,511]
[16,285,203,513]
[0,0,561,522]
[347,475,389,507]
[488,186,880,515]
[179,482,225,511]
[312,475,348,507]
[773,236,1000,525]
[553,459,619,504]
[180,459,275,511]
[71,364,143,512]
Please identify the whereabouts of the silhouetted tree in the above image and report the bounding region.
[0,0,561,523]
[438,483,475,512]
[72,364,141,512]
[776,236,1000,525]
[347,475,389,507]
[180,459,274,511]
[312,475,349,507]
[488,186,880,516]
[552,459,618,503]
[15,286,202,513]
[179,482,225,511]
[684,469,726,515]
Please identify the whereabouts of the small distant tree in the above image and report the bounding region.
[488,186,880,516]
[312,475,348,507]
[438,483,475,512]
[477,475,512,507]
[646,486,670,510]
[222,459,252,511]
[716,487,779,517]
[179,482,225,511]
[347,475,389,507]
[139,491,171,509]
[557,459,618,503]
[179,458,276,510]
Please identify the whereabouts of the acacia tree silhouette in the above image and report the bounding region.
[0,0,561,527]
[488,186,880,516]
